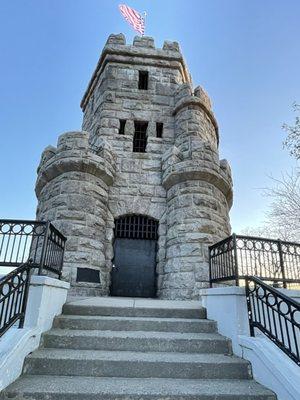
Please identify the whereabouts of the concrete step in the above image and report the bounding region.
[1,375,276,399]
[53,315,217,333]
[24,349,250,380]
[62,298,205,319]
[42,329,230,354]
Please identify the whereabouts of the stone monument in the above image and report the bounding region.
[35,33,233,299]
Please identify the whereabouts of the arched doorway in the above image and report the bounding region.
[110,215,158,298]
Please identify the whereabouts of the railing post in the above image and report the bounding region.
[245,277,255,336]
[208,245,212,288]
[19,263,32,328]
[232,233,239,286]
[59,241,65,280]
[278,239,287,289]
[38,221,50,276]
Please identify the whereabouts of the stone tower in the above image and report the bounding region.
[35,34,233,300]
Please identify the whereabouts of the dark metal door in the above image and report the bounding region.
[111,238,156,297]
[110,215,158,298]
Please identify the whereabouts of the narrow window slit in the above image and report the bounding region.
[156,122,163,138]
[119,119,126,135]
[138,71,148,90]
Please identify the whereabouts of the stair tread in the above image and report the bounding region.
[62,301,205,319]
[57,315,213,323]
[45,329,226,340]
[3,375,275,397]
[28,348,245,364]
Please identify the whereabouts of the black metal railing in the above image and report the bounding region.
[209,234,300,288]
[245,276,300,366]
[0,220,66,278]
[0,261,32,338]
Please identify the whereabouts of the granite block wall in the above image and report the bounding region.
[36,33,233,299]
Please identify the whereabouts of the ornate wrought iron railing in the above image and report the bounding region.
[209,234,300,288]
[245,276,300,365]
[0,220,66,278]
[0,261,32,338]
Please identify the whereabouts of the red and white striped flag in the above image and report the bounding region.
[119,4,145,35]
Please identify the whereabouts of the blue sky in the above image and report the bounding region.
[0,0,299,233]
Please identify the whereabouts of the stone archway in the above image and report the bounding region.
[110,215,158,298]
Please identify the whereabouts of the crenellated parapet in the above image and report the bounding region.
[36,131,116,196]
[173,83,219,150]
[162,148,233,208]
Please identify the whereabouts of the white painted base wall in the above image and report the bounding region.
[200,286,249,356]
[200,286,300,400]
[239,335,300,400]
[0,275,69,391]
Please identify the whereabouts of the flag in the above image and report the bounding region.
[119,4,145,35]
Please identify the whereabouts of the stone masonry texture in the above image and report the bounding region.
[35,33,233,299]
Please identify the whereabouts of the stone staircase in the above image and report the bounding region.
[1,298,276,399]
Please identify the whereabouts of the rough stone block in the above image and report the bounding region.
[162,40,180,52]
[106,33,126,46]
[133,35,155,48]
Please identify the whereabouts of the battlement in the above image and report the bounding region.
[80,33,191,111]
[36,131,116,197]
[174,83,213,112]
[105,33,181,52]
[173,83,219,146]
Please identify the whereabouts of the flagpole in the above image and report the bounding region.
[142,11,147,36]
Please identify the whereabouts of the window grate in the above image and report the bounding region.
[133,121,148,152]
[114,215,158,240]
[119,119,126,135]
[138,71,148,90]
[156,122,163,138]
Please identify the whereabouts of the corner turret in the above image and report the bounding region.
[36,131,116,295]
[161,83,232,298]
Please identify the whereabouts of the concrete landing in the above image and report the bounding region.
[64,297,204,319]
[66,296,202,309]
